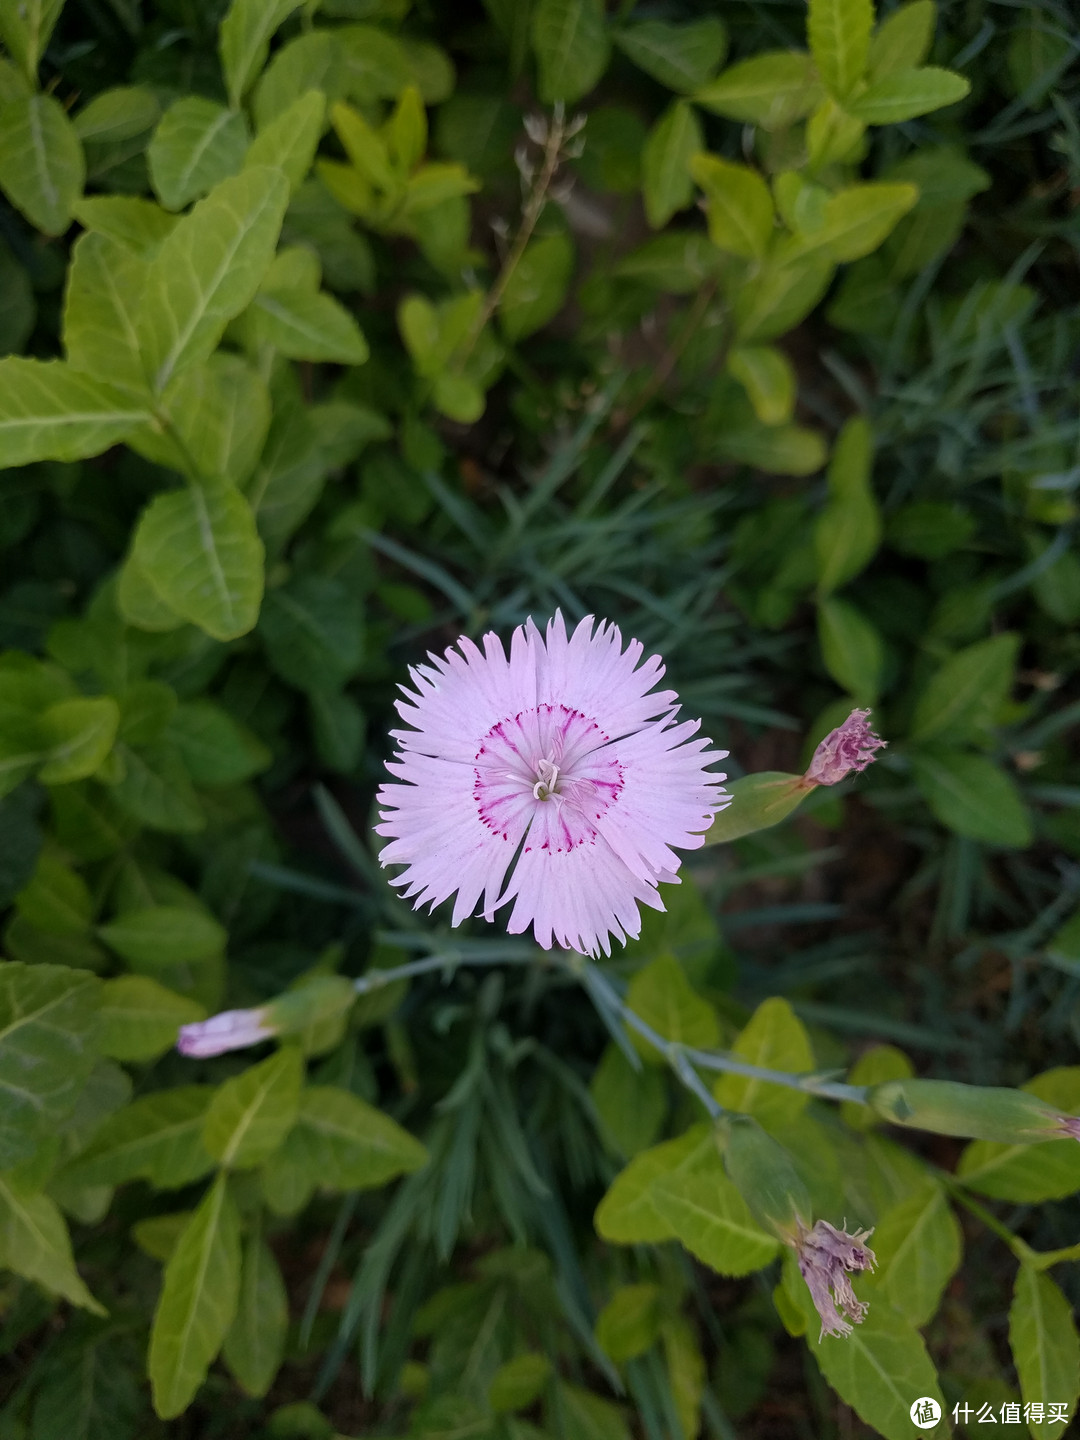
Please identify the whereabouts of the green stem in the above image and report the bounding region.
[941,1175,1080,1271]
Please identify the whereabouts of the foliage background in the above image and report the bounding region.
[0,0,1079,1436]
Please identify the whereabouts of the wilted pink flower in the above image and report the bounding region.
[804,708,886,786]
[177,1007,273,1057]
[1057,1115,1080,1143]
[375,612,728,956]
[795,1219,877,1341]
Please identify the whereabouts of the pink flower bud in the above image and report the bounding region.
[177,1007,273,1058]
[804,709,886,787]
[1057,1115,1080,1143]
[794,1218,877,1341]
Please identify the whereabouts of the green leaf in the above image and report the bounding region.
[202,1047,303,1169]
[0,234,34,355]
[0,0,64,80]
[65,1088,216,1190]
[132,353,271,486]
[38,697,120,784]
[16,851,92,935]
[589,1042,666,1158]
[957,1069,1080,1202]
[624,952,720,1063]
[595,1284,662,1362]
[691,153,774,260]
[1009,1268,1080,1440]
[0,1173,103,1313]
[640,100,702,230]
[220,0,303,109]
[259,574,364,694]
[166,700,270,785]
[650,1165,779,1276]
[309,689,365,773]
[703,771,808,844]
[137,165,289,394]
[695,51,822,130]
[594,1123,717,1244]
[279,1085,428,1189]
[715,997,815,1128]
[714,422,827,476]
[71,194,179,254]
[867,1182,961,1326]
[488,1353,551,1414]
[254,32,341,131]
[499,232,574,341]
[734,252,834,343]
[0,963,101,1169]
[848,66,970,124]
[131,482,265,642]
[0,94,84,235]
[808,0,873,100]
[149,1173,242,1419]
[814,416,882,595]
[867,2,936,81]
[222,1232,288,1398]
[557,1383,631,1440]
[0,359,150,467]
[99,975,206,1063]
[99,905,226,969]
[796,182,919,262]
[662,1315,706,1440]
[614,18,726,93]
[809,1299,944,1440]
[108,742,204,835]
[63,230,150,397]
[911,750,1033,848]
[727,345,796,426]
[816,596,884,703]
[0,784,42,907]
[74,85,160,145]
[148,98,249,212]
[245,89,325,193]
[531,0,610,104]
[910,633,1019,743]
[250,286,369,363]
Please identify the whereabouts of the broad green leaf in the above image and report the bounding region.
[867,1182,961,1326]
[841,1045,914,1131]
[15,850,92,934]
[796,183,919,262]
[99,905,226,969]
[134,1212,193,1263]
[734,252,834,343]
[108,741,204,834]
[867,1,935,81]
[589,1042,666,1158]
[0,93,83,235]
[488,1353,551,1414]
[814,416,881,594]
[499,232,574,341]
[148,97,249,212]
[662,1315,706,1440]
[691,153,774,260]
[809,1299,944,1440]
[65,1088,216,1190]
[1009,1268,1079,1440]
[0,1174,103,1313]
[29,1326,143,1440]
[166,700,270,785]
[714,421,826,476]
[816,596,884,703]
[594,1123,716,1244]
[220,0,303,108]
[911,750,1033,848]
[149,1173,242,1419]
[1006,10,1073,103]
[957,1069,1080,1203]
[71,194,179,254]
[557,1383,631,1440]
[624,952,720,1063]
[0,963,101,1169]
[715,997,815,1128]
[138,166,289,394]
[0,0,64,79]
[531,0,610,104]
[910,633,1019,742]
[650,1166,779,1276]
[259,574,364,694]
[727,345,796,426]
[616,233,720,294]
[0,783,42,906]
[848,66,970,124]
[74,85,160,145]
[38,697,120,784]
[222,1232,288,1398]
[131,353,271,486]
[0,359,150,467]
[255,32,342,131]
[245,89,325,193]
[63,231,150,396]
[614,18,726,93]
[695,51,822,130]
[595,1284,661,1362]
[808,0,873,100]
[0,234,34,355]
[202,1047,304,1169]
[131,482,264,642]
[640,101,702,230]
[703,771,808,844]
[279,1085,428,1188]
[310,689,365,774]
[99,975,206,1062]
[250,286,369,363]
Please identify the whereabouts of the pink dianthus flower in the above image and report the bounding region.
[375,612,729,956]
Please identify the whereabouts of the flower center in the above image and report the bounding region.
[532,757,560,801]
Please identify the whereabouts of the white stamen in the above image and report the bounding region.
[532,757,560,800]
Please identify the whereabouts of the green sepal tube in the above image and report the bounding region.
[868,1078,1066,1144]
[703,772,811,845]
[719,1115,813,1243]
[264,974,357,1036]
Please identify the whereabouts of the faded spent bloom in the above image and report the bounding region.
[804,708,886,787]
[375,612,729,956]
[794,1219,878,1341]
[177,1007,273,1058]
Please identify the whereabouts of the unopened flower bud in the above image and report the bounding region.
[794,1218,877,1341]
[178,1007,273,1058]
[804,709,886,786]
[177,975,356,1059]
[720,1116,812,1243]
[868,1078,1072,1144]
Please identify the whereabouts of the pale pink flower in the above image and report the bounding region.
[795,1219,877,1341]
[177,1007,273,1057]
[375,612,729,956]
[804,708,886,786]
